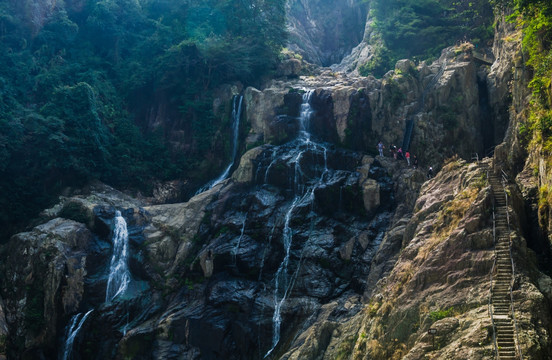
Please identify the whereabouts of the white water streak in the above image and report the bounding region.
[265,89,328,358]
[105,211,130,302]
[196,95,243,194]
[61,309,93,360]
[232,214,248,266]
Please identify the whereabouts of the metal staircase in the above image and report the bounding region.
[487,168,522,359]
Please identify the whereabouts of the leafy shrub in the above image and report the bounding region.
[429,307,454,323]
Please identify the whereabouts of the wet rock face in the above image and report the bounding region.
[0,136,396,360]
[142,144,395,358]
[286,0,368,66]
[246,47,498,169]
[0,218,93,359]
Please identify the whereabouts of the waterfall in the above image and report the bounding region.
[196,95,244,195]
[299,90,314,140]
[60,211,130,359]
[264,198,299,358]
[61,309,93,360]
[232,214,248,266]
[264,89,328,358]
[105,210,131,302]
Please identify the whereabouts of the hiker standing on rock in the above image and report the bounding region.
[405,151,411,166]
[427,166,434,179]
[390,144,397,159]
[377,141,385,157]
[413,155,418,169]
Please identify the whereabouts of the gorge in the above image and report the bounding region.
[1,0,552,360]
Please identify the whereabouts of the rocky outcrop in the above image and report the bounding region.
[286,0,368,66]
[284,159,552,359]
[490,14,552,340]
[0,218,93,359]
[332,17,376,75]
[245,46,498,169]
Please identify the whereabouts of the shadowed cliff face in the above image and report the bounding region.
[0,133,402,359]
[286,0,368,66]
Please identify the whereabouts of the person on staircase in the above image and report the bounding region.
[427,166,434,179]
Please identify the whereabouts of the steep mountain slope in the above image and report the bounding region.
[1,1,552,360]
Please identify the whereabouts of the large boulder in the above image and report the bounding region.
[0,218,93,358]
[277,58,302,77]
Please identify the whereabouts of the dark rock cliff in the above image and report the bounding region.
[286,0,368,67]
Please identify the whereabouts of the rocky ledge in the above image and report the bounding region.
[247,44,506,171]
[282,158,552,359]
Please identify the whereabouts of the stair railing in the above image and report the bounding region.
[484,165,499,358]
[490,201,499,357]
[501,171,523,360]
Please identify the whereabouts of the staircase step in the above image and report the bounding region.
[498,343,515,347]
[497,331,515,336]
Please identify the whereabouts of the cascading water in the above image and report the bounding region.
[105,210,131,302]
[60,211,132,359]
[196,95,244,195]
[61,309,93,360]
[264,89,329,358]
[265,198,299,358]
[232,214,248,266]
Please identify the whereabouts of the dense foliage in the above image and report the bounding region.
[360,0,494,76]
[0,0,287,241]
[506,0,552,227]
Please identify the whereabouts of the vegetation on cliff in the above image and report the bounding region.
[360,0,494,77]
[498,0,552,241]
[0,0,287,241]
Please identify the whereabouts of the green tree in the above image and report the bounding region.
[365,0,494,76]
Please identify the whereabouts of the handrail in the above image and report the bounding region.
[485,146,496,158]
[483,164,499,357]
[502,175,523,360]
[501,169,509,182]
[490,192,499,357]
